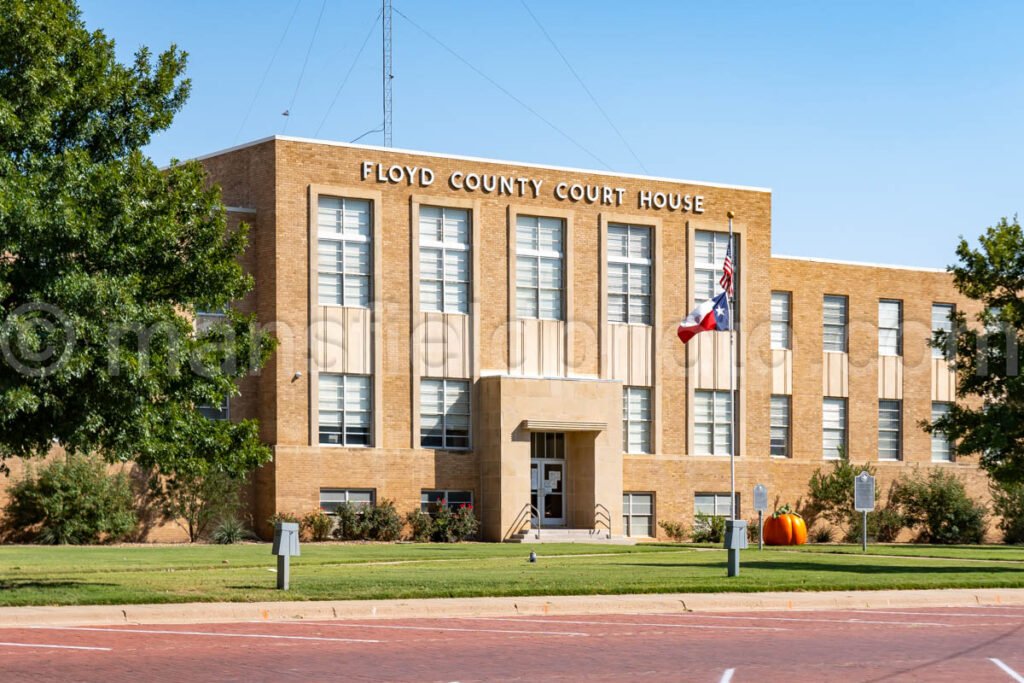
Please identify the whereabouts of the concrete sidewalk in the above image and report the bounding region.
[3,587,1024,627]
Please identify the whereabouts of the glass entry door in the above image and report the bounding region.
[530,432,566,526]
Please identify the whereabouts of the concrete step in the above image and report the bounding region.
[505,528,636,545]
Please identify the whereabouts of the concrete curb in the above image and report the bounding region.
[2,588,1024,627]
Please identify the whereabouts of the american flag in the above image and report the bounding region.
[719,241,734,296]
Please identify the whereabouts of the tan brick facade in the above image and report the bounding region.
[0,135,991,542]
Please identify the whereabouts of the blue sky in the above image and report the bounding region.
[79,0,1023,268]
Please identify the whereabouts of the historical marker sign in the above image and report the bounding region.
[854,472,876,512]
[753,484,769,513]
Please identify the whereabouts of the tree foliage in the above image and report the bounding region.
[0,0,275,476]
[930,216,1024,484]
[151,466,245,543]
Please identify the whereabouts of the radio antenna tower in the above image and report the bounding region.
[382,0,393,147]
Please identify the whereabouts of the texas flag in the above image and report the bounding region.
[677,291,731,344]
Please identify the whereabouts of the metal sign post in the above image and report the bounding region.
[753,484,768,551]
[854,472,876,552]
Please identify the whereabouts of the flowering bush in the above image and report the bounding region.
[301,509,334,541]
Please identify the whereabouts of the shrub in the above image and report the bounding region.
[301,509,334,542]
[267,511,300,532]
[804,453,876,536]
[746,518,760,545]
[405,509,433,542]
[331,503,366,540]
[211,516,253,544]
[449,504,479,541]
[991,480,1024,545]
[845,505,904,543]
[891,469,987,544]
[430,503,456,542]
[691,513,725,543]
[363,500,403,541]
[2,455,137,545]
[810,524,834,543]
[659,520,688,542]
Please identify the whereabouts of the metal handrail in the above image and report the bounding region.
[508,502,543,541]
[594,503,611,538]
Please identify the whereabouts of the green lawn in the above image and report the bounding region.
[1,542,1022,607]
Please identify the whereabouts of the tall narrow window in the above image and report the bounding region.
[694,231,734,303]
[694,389,732,456]
[318,373,372,446]
[879,399,902,460]
[420,379,471,449]
[931,401,953,462]
[771,291,791,350]
[822,397,847,459]
[770,395,790,457]
[419,206,470,313]
[516,215,564,320]
[622,493,654,537]
[622,387,651,453]
[879,300,902,356]
[607,224,652,325]
[932,303,955,359]
[823,295,848,352]
[317,197,371,307]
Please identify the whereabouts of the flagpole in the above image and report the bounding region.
[727,211,736,523]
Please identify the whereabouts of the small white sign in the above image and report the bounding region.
[548,470,561,485]
[531,468,539,490]
[753,484,769,512]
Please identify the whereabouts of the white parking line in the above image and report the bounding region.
[849,609,1024,620]
[30,626,380,644]
[990,658,1024,682]
[637,613,952,628]
[467,617,789,632]
[0,641,112,652]
[719,668,735,683]
[300,622,590,637]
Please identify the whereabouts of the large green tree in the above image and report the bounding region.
[931,216,1024,484]
[0,0,275,476]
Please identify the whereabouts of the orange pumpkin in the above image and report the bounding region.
[763,508,807,545]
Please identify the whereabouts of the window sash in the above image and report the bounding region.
[516,216,565,320]
[822,398,847,459]
[694,493,739,518]
[694,390,733,456]
[932,303,955,359]
[622,387,652,453]
[319,374,372,446]
[879,300,902,356]
[823,296,848,352]
[420,379,471,450]
[420,207,470,314]
[770,395,790,457]
[318,197,372,308]
[622,492,653,537]
[770,292,791,350]
[319,489,374,513]
[878,399,902,460]
[694,230,735,303]
[421,489,473,513]
[931,401,953,462]
[608,224,652,325]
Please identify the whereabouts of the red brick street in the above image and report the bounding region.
[2,605,1023,682]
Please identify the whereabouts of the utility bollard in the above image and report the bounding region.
[724,519,748,577]
[271,521,301,590]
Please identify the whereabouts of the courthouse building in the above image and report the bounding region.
[198,135,983,542]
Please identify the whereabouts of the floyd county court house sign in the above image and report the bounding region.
[360,160,706,213]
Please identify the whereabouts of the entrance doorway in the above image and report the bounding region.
[530,432,565,526]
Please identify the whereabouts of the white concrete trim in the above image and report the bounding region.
[772,254,948,273]
[189,135,772,194]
